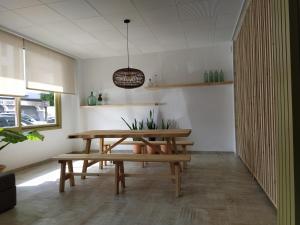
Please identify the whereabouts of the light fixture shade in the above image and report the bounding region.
[113,67,145,89]
[112,19,145,89]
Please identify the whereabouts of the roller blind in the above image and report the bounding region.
[25,40,75,94]
[0,30,25,96]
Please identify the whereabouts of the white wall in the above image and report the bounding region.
[78,42,236,152]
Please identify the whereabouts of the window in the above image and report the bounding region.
[0,90,61,130]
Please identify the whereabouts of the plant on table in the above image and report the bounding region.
[121,117,144,154]
[160,119,172,153]
[145,110,159,154]
[0,128,44,172]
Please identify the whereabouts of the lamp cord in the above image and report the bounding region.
[127,22,129,69]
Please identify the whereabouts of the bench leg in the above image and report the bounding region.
[59,161,66,192]
[174,163,181,197]
[67,160,75,187]
[169,162,175,183]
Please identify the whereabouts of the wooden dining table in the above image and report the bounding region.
[68,129,192,178]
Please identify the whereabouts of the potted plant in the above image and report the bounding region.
[146,110,158,154]
[121,117,143,154]
[0,128,44,172]
[160,119,171,154]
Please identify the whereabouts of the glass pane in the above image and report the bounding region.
[0,96,17,128]
[21,90,56,127]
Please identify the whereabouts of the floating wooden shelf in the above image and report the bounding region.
[80,102,164,108]
[144,81,234,90]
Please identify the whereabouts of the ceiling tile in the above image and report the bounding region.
[216,13,238,29]
[177,0,220,20]
[0,5,7,11]
[132,0,175,11]
[87,0,137,16]
[216,0,244,15]
[141,6,179,25]
[14,5,66,24]
[0,0,41,9]
[92,29,125,43]
[0,11,33,30]
[42,21,99,44]
[75,16,115,32]
[48,0,99,20]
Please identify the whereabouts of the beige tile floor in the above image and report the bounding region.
[0,153,276,225]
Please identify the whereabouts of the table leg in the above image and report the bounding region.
[171,137,178,154]
[120,162,125,190]
[182,145,187,169]
[114,162,120,195]
[99,138,104,170]
[81,139,91,179]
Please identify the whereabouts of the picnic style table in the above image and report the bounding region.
[68,129,192,178]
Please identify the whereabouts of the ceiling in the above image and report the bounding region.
[0,0,244,59]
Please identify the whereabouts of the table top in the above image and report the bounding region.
[68,129,192,139]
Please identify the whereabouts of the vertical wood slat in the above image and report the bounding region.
[234,0,277,207]
[234,0,296,224]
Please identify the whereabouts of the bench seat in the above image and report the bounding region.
[53,153,191,197]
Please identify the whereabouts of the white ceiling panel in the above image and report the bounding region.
[42,21,99,44]
[0,0,244,58]
[87,0,137,16]
[0,11,33,30]
[0,5,7,11]
[75,16,115,32]
[14,5,66,24]
[48,0,99,20]
[0,0,41,9]
[141,6,179,25]
[132,0,175,11]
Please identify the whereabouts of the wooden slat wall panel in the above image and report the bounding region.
[234,0,278,207]
[235,0,296,224]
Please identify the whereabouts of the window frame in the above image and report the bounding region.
[0,92,62,131]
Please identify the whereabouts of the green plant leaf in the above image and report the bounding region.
[121,117,133,130]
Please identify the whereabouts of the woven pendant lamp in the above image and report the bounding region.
[113,19,145,89]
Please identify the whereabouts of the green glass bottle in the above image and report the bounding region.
[209,70,214,83]
[214,70,219,82]
[219,70,225,82]
[87,91,97,106]
[204,71,209,83]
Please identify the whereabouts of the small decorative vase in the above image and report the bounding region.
[87,91,97,106]
[97,93,103,105]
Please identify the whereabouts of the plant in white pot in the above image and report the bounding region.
[146,110,158,154]
[160,119,171,154]
[121,118,144,154]
[0,128,44,172]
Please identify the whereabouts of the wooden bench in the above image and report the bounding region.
[103,140,194,168]
[53,153,191,197]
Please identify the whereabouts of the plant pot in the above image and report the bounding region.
[132,144,142,154]
[0,164,6,173]
[147,145,159,154]
[160,145,170,154]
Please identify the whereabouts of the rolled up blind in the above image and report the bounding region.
[25,40,75,94]
[0,30,25,96]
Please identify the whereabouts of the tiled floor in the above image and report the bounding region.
[0,153,276,225]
